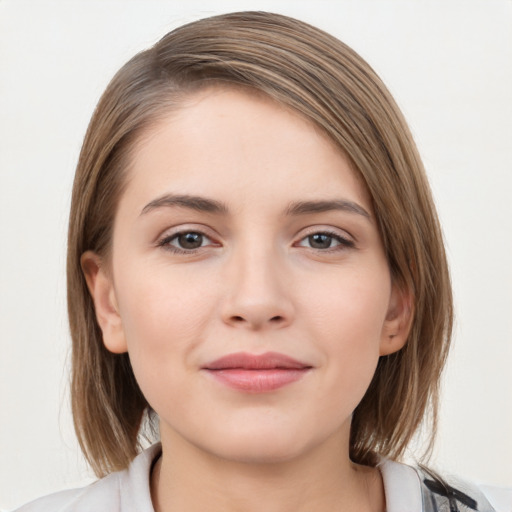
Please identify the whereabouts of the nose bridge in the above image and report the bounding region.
[221,237,293,329]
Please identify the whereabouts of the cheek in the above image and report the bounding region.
[113,265,218,384]
[300,269,390,399]
[302,267,391,343]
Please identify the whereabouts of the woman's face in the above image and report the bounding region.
[84,87,409,464]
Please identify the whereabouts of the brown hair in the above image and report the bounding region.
[68,11,453,477]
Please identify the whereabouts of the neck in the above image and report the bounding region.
[151,429,385,512]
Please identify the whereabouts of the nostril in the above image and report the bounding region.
[229,315,284,324]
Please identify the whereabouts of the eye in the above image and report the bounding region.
[173,232,207,249]
[158,230,216,253]
[296,231,354,250]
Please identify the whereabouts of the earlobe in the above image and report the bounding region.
[81,251,128,354]
[380,284,413,356]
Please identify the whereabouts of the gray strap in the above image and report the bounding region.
[416,467,496,512]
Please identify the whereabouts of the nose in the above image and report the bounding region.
[220,246,294,330]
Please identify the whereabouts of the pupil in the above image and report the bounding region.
[309,234,331,249]
[179,232,203,249]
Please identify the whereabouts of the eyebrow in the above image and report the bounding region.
[141,194,229,215]
[285,199,371,220]
[140,194,370,220]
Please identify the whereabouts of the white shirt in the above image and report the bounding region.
[14,444,511,512]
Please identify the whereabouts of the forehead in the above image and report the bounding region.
[121,86,371,215]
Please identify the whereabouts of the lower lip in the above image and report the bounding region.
[204,368,309,393]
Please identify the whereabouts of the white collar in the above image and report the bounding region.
[125,445,425,512]
[379,458,423,512]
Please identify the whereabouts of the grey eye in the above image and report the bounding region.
[307,234,337,249]
[175,232,204,249]
[296,231,354,251]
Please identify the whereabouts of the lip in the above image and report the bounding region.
[202,352,312,393]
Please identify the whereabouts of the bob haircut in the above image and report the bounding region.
[67,11,453,477]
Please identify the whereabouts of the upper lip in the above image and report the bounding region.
[203,351,311,370]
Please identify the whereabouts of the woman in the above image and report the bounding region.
[15,11,504,512]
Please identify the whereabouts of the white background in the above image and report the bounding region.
[1,0,511,509]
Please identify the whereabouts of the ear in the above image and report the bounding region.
[80,251,128,354]
[379,283,413,356]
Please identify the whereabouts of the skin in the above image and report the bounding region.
[83,87,411,512]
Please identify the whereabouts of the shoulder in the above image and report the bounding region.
[12,444,161,512]
[380,459,512,512]
[12,478,118,512]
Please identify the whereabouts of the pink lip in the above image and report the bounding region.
[202,352,312,393]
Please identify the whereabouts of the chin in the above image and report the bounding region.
[197,425,321,465]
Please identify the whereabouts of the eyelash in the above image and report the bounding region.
[157,231,216,255]
[296,230,355,251]
[157,229,355,255]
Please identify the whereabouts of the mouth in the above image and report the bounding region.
[202,352,313,393]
